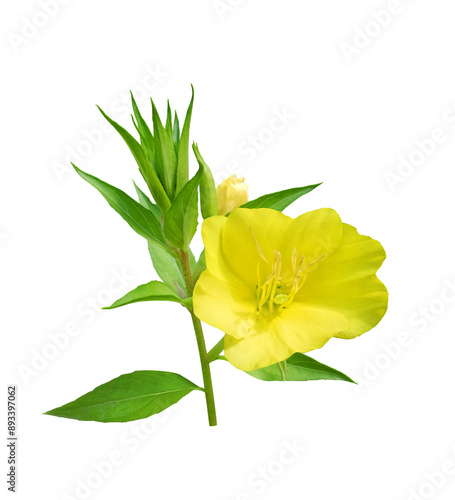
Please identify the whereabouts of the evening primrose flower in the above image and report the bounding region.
[193,208,388,371]
[216,175,249,215]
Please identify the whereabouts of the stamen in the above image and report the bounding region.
[249,226,269,263]
[269,251,281,312]
[302,253,327,271]
[291,247,297,273]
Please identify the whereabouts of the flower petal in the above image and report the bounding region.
[224,303,349,371]
[193,272,256,340]
[281,208,343,265]
[221,208,293,285]
[297,223,388,338]
[194,214,256,339]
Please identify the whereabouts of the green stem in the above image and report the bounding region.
[180,250,217,426]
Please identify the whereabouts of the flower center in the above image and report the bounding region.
[250,227,325,315]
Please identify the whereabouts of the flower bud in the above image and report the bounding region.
[216,175,249,215]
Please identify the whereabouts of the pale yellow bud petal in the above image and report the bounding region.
[216,175,249,215]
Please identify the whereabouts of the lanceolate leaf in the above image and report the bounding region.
[97,106,170,212]
[130,93,155,161]
[176,86,194,194]
[45,371,202,423]
[151,99,177,198]
[247,353,355,383]
[148,242,186,292]
[241,183,322,212]
[104,280,189,309]
[172,111,180,149]
[163,166,203,250]
[73,166,173,255]
[133,181,162,222]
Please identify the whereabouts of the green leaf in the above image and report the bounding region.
[175,86,194,194]
[163,166,202,250]
[241,183,322,212]
[73,166,172,255]
[147,242,186,292]
[97,106,170,212]
[246,353,355,383]
[193,249,206,282]
[45,371,201,422]
[132,184,188,292]
[192,143,218,219]
[165,100,173,136]
[104,280,188,309]
[151,99,177,199]
[133,181,161,221]
[130,93,155,162]
[172,111,180,148]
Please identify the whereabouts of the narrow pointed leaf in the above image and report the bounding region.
[163,166,203,250]
[165,100,173,136]
[193,249,206,282]
[148,242,186,291]
[151,99,177,198]
[172,111,180,148]
[247,353,355,383]
[73,166,172,254]
[97,106,170,211]
[104,280,188,309]
[45,371,201,422]
[176,86,194,194]
[193,143,218,219]
[133,181,161,221]
[241,183,322,212]
[131,93,155,161]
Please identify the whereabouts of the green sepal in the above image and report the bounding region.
[96,106,170,212]
[246,353,355,383]
[241,183,322,211]
[45,371,202,423]
[103,280,190,309]
[73,165,173,255]
[192,143,218,219]
[151,99,177,199]
[175,85,194,194]
[163,166,203,250]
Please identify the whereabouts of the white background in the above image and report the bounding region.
[2,1,455,499]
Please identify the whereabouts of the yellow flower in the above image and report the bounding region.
[193,208,388,371]
[216,175,249,215]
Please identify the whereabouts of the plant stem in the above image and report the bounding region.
[180,250,217,426]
